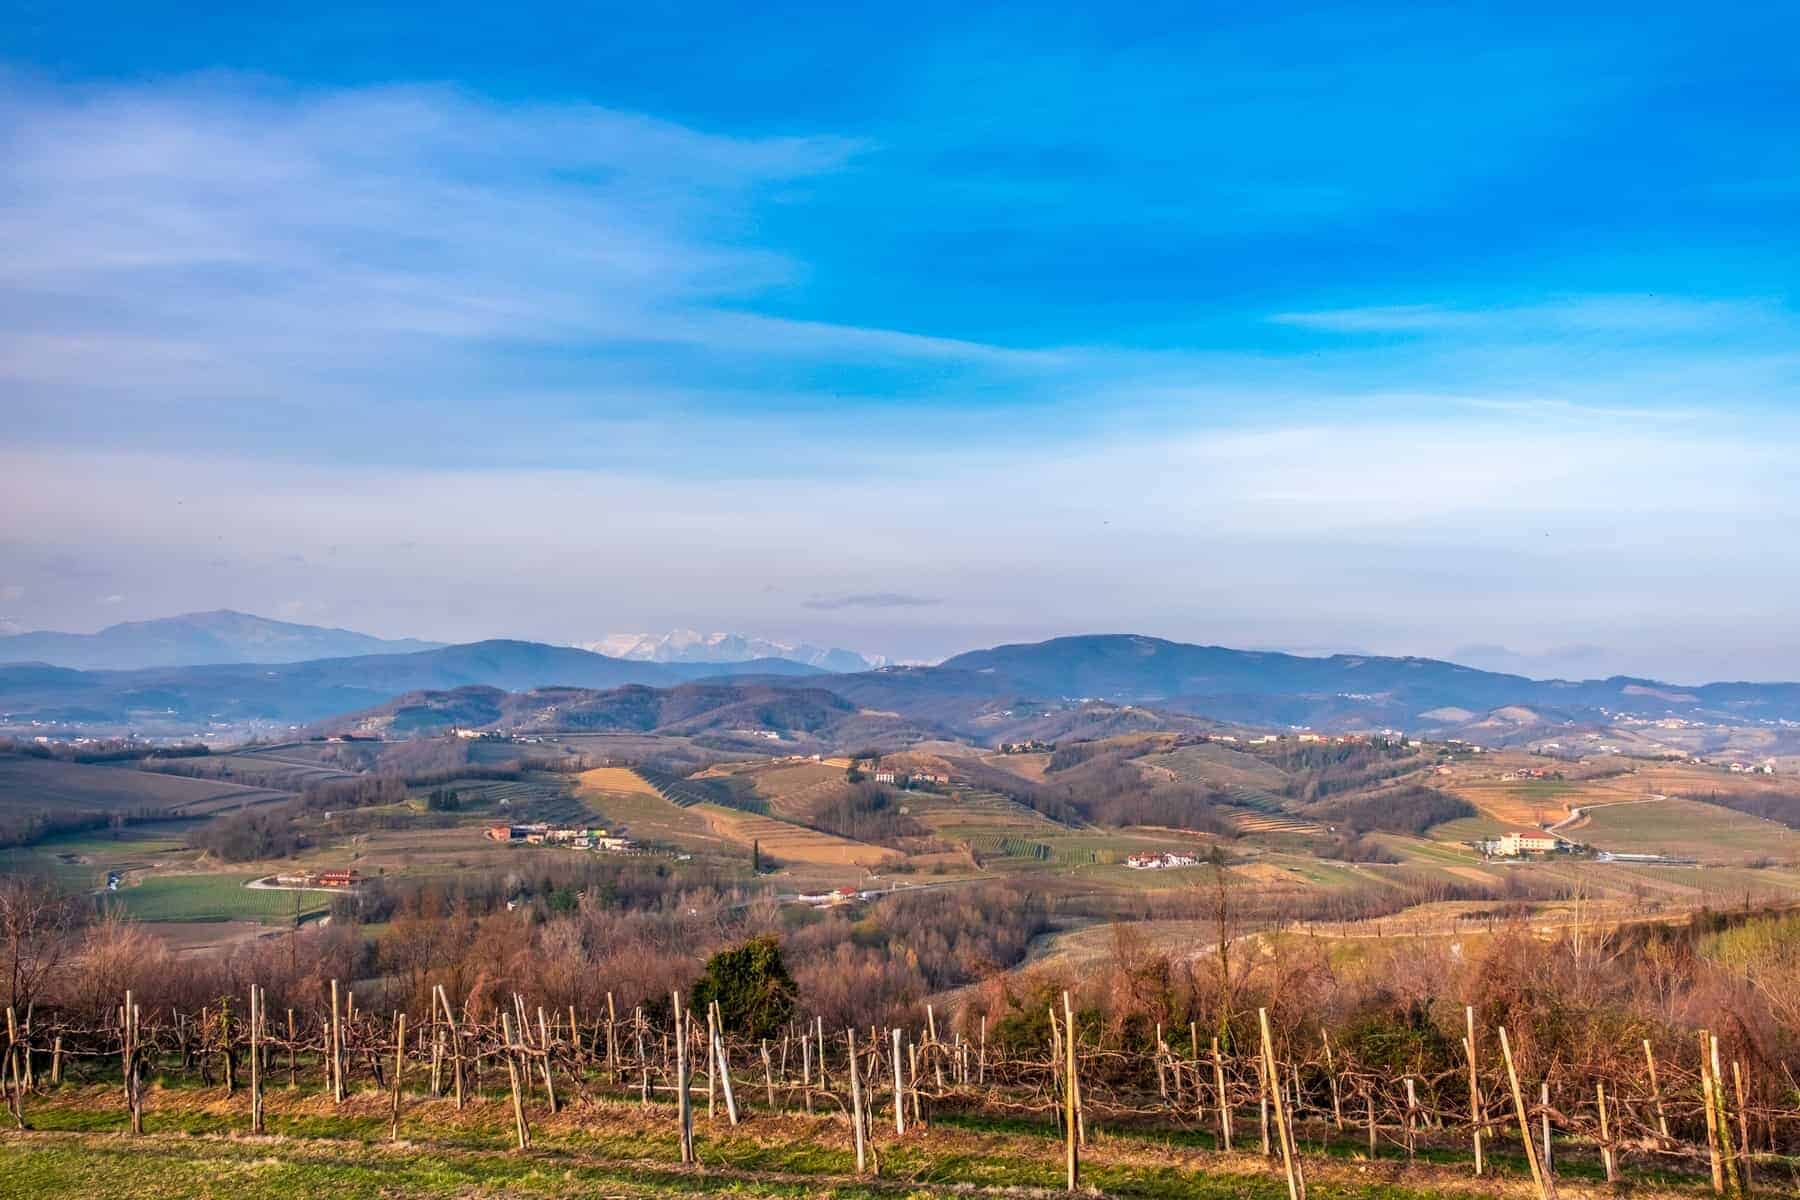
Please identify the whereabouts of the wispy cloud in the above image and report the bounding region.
[0,75,1046,432]
[803,593,943,611]
[1271,295,1786,337]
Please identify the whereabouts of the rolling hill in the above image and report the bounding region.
[0,610,444,669]
[0,640,824,730]
[7,630,1800,743]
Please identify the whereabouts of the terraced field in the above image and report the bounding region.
[908,789,1067,841]
[742,761,852,819]
[1228,808,1324,836]
[0,755,285,817]
[573,768,727,849]
[966,833,1052,862]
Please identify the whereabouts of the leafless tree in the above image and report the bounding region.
[0,876,82,1012]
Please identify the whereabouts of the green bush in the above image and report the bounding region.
[689,934,797,1040]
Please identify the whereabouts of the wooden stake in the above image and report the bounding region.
[1644,1038,1669,1141]
[1731,1060,1751,1195]
[536,1006,557,1114]
[1404,1076,1418,1164]
[4,1006,23,1130]
[1597,1081,1616,1183]
[1465,1007,1484,1176]
[606,992,618,1082]
[499,1012,530,1151]
[1498,1026,1554,1200]
[1260,1008,1305,1200]
[673,993,693,1164]
[892,1027,906,1135]
[1213,1036,1232,1150]
[1700,1033,1724,1195]
[249,985,264,1134]
[1063,992,1079,1194]
[848,1028,867,1175]
[329,979,345,1104]
[1258,1037,1271,1157]
[1541,1082,1553,1177]
[705,1003,718,1120]
[763,1038,776,1110]
[390,1012,406,1141]
[714,1018,739,1124]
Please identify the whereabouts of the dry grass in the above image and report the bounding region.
[573,771,726,851]
[577,766,663,798]
[694,803,893,867]
[0,755,283,816]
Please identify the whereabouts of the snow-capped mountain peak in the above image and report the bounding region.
[580,630,879,672]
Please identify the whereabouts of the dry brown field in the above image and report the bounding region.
[693,803,893,868]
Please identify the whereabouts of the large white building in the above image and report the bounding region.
[1491,829,1562,857]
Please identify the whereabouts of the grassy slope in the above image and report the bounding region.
[0,1084,1725,1200]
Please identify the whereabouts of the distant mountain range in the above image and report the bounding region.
[0,610,443,670]
[581,630,879,672]
[0,639,822,731]
[5,628,1800,747]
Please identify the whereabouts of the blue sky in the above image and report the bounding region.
[3,3,1799,678]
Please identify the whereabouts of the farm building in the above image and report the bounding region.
[1125,851,1200,871]
[1485,829,1565,857]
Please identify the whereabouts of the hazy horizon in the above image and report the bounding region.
[6,6,1799,683]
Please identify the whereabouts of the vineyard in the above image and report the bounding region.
[635,768,770,815]
[2,981,1788,1200]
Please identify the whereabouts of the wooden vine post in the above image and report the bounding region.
[847,1027,867,1175]
[329,979,345,1104]
[892,1026,906,1135]
[248,984,264,1134]
[1498,1026,1555,1200]
[712,1003,739,1125]
[1212,1035,1232,1150]
[389,1011,406,1142]
[446,986,469,1109]
[4,1006,23,1130]
[1321,1028,1343,1132]
[1596,1081,1616,1183]
[1643,1038,1669,1142]
[1062,991,1079,1194]
[1259,1008,1305,1200]
[498,1011,531,1151]
[673,992,694,1165]
[123,991,144,1135]
[1464,1005,1484,1176]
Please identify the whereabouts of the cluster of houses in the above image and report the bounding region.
[484,824,636,852]
[795,887,880,907]
[1723,760,1778,775]
[871,768,950,786]
[1124,850,1201,871]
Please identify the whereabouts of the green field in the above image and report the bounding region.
[1578,796,1800,864]
[0,825,197,888]
[104,874,330,924]
[0,1079,1708,1200]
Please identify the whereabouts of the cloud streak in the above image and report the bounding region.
[803,593,944,611]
